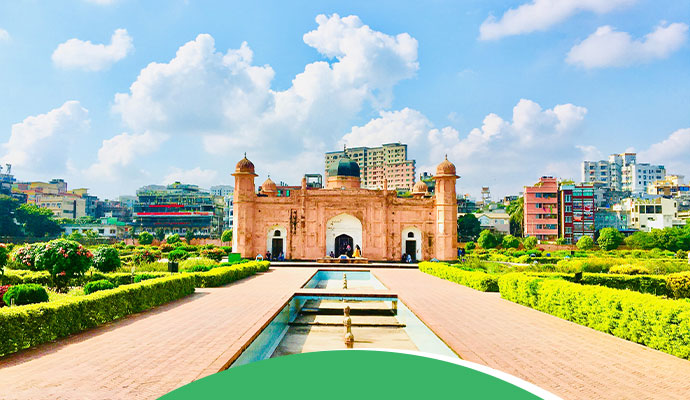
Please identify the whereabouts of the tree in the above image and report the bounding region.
[15,204,61,237]
[501,234,520,249]
[185,229,196,243]
[624,231,656,250]
[477,229,498,249]
[221,229,233,243]
[597,228,624,251]
[0,195,21,236]
[138,231,154,245]
[166,233,181,244]
[457,214,481,241]
[576,236,595,250]
[155,228,165,241]
[522,236,538,250]
[92,247,121,273]
[506,197,524,237]
[555,237,566,245]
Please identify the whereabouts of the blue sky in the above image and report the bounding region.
[0,0,689,199]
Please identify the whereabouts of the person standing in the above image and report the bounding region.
[353,245,361,258]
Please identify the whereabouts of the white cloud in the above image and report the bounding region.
[52,28,133,71]
[639,128,690,174]
[86,131,168,181]
[340,108,432,148]
[0,28,9,42]
[0,101,89,174]
[479,0,635,40]
[162,167,219,188]
[567,22,688,68]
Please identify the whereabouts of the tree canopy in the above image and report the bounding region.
[506,197,524,237]
[457,214,481,241]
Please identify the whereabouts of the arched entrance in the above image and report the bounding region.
[335,234,353,257]
[401,227,422,261]
[266,226,287,259]
[326,214,362,257]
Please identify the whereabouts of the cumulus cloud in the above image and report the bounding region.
[341,99,588,197]
[162,167,219,188]
[52,28,133,71]
[639,128,690,175]
[113,13,418,173]
[567,22,689,68]
[479,0,634,40]
[86,131,168,181]
[0,101,89,174]
[0,28,9,42]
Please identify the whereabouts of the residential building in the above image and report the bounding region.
[594,208,629,233]
[614,197,685,232]
[0,164,15,195]
[133,182,223,237]
[457,195,477,214]
[559,184,595,244]
[96,199,133,222]
[623,163,666,193]
[62,217,128,239]
[582,152,665,193]
[647,175,690,197]
[324,143,416,191]
[523,177,559,242]
[210,185,233,197]
[475,212,510,235]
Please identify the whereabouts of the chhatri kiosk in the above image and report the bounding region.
[231,154,458,262]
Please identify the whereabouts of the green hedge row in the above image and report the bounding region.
[188,261,270,288]
[419,261,499,292]
[0,275,195,357]
[525,272,670,297]
[498,273,690,359]
[0,269,168,287]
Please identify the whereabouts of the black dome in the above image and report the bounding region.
[328,156,360,178]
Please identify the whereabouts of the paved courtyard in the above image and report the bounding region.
[1,267,690,399]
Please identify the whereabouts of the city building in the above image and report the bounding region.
[475,212,510,235]
[96,199,133,222]
[582,152,665,193]
[523,177,559,242]
[324,143,416,191]
[232,154,458,261]
[133,182,223,237]
[61,217,129,239]
[34,193,87,220]
[210,185,234,197]
[559,184,595,244]
[614,197,685,232]
[0,164,15,196]
[647,175,690,197]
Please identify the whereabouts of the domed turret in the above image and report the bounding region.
[328,156,360,178]
[235,153,255,174]
[436,155,456,176]
[412,179,429,196]
[261,176,277,196]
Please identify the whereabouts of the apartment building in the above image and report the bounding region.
[324,143,416,191]
[559,184,595,244]
[523,177,559,242]
[647,175,690,197]
[582,152,665,193]
[614,197,685,232]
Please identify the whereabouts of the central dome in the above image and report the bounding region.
[328,156,360,178]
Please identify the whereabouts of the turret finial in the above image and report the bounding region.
[244,152,247,158]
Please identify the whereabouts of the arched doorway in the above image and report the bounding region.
[335,234,353,257]
[266,226,287,259]
[326,214,362,257]
[401,227,422,261]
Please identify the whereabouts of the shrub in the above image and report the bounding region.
[35,239,93,278]
[609,264,650,275]
[166,234,181,244]
[464,242,476,251]
[185,265,213,273]
[3,283,49,306]
[92,247,121,273]
[477,230,498,249]
[501,235,519,249]
[159,243,175,252]
[132,248,161,265]
[221,229,233,243]
[221,246,233,254]
[0,270,53,286]
[200,247,225,262]
[134,273,160,283]
[576,236,594,251]
[180,257,218,271]
[0,275,195,357]
[598,228,624,251]
[522,237,537,249]
[0,285,10,307]
[0,244,9,272]
[419,261,499,292]
[83,279,116,295]
[11,243,47,270]
[168,249,190,262]
[138,232,154,245]
[187,261,270,288]
[677,250,689,260]
[666,272,690,299]
[498,273,690,359]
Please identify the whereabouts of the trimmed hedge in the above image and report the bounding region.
[0,275,195,357]
[666,272,690,299]
[83,279,116,295]
[419,261,499,292]
[498,273,690,359]
[526,272,669,297]
[3,284,49,306]
[188,261,270,288]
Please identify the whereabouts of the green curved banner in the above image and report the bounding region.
[160,350,556,399]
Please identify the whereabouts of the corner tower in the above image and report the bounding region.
[231,154,257,257]
[434,156,458,261]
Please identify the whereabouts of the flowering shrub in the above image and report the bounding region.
[159,243,175,252]
[34,239,93,278]
[92,247,121,273]
[12,243,47,270]
[132,248,161,265]
[0,285,11,307]
[200,247,225,262]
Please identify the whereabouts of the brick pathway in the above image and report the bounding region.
[374,269,690,400]
[0,268,313,400]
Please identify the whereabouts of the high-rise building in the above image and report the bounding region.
[523,177,559,242]
[324,143,416,191]
[559,184,595,244]
[210,185,233,197]
[582,152,665,193]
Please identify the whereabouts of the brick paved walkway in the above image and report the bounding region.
[374,269,690,400]
[0,268,313,400]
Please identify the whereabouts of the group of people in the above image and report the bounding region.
[401,253,414,263]
[329,244,362,259]
[262,250,285,261]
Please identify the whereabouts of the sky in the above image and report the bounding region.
[0,0,689,200]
